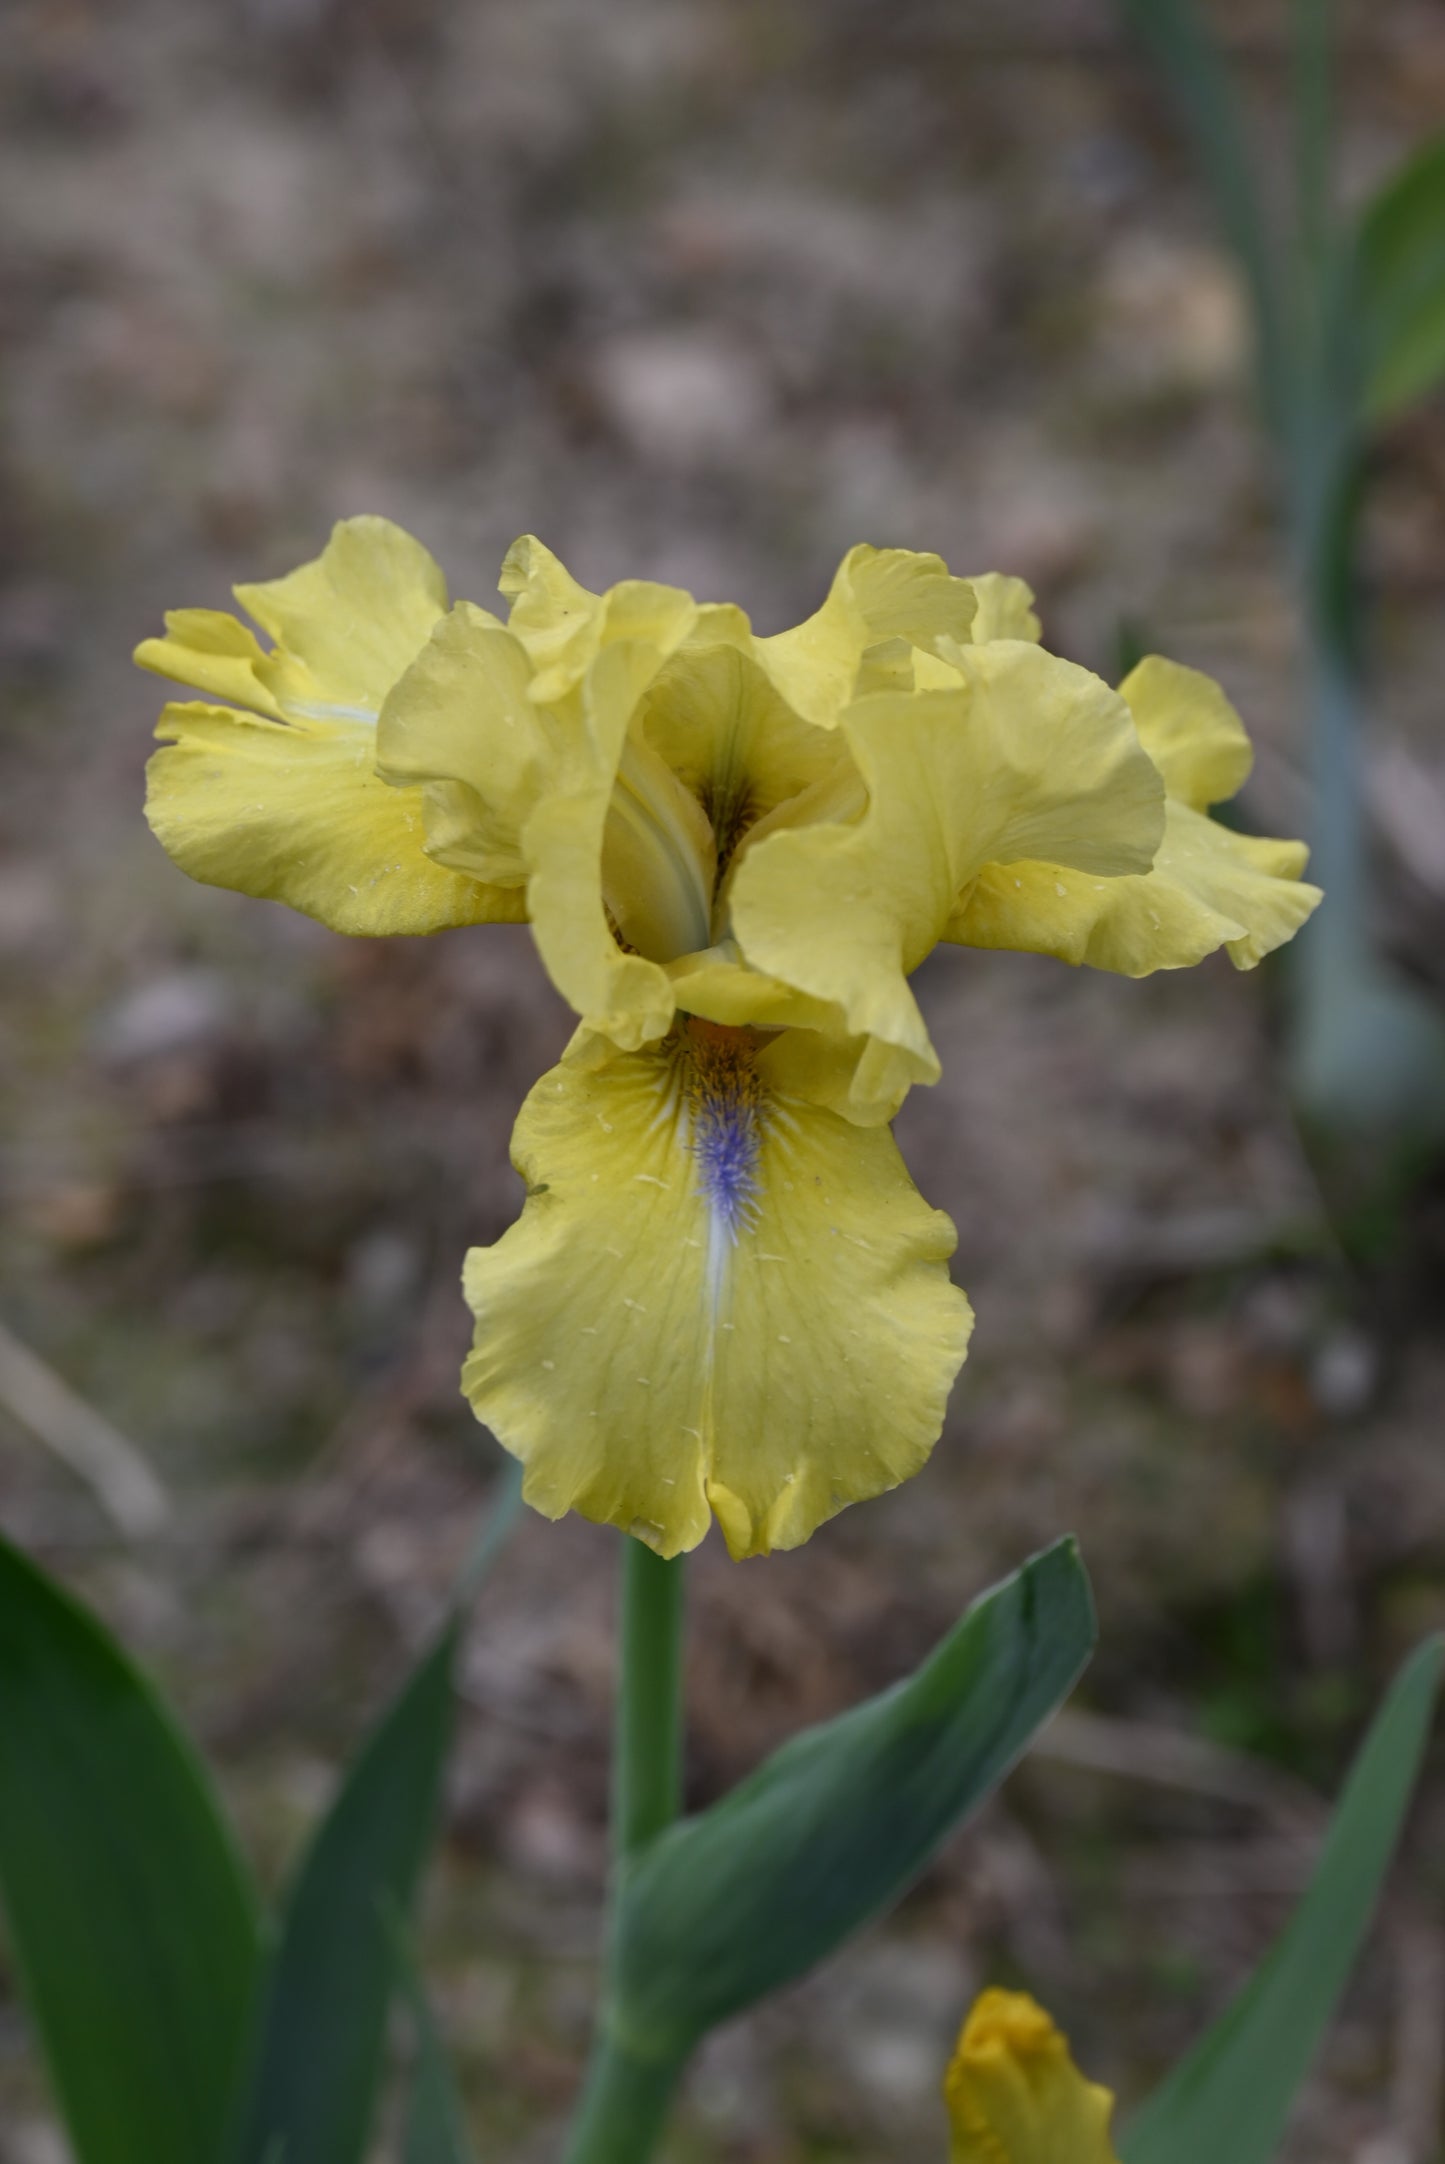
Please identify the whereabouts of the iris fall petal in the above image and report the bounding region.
[139,517,518,934]
[461,1023,972,1559]
[947,654,1322,973]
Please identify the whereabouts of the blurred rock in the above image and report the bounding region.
[96,968,231,1066]
[500,1779,598,1887]
[1096,233,1248,394]
[1308,1326,1380,1421]
[590,329,773,468]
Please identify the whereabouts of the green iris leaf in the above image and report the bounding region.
[610,1536,1095,2058]
[0,1532,263,2164]
[224,1623,460,2164]
[1357,129,1445,420]
[1122,1633,1443,2164]
[392,1922,481,2164]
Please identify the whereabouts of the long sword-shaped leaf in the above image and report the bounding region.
[1122,1634,1443,2164]
[0,1533,262,2164]
[392,1923,480,2164]
[225,1458,521,2164]
[612,1538,1095,2057]
[1357,130,1445,420]
[226,1624,460,2164]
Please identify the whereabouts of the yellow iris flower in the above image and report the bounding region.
[946,1990,1121,2164]
[138,516,1319,1559]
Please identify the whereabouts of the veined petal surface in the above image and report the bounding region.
[147,703,520,936]
[234,516,453,717]
[461,1024,971,1559]
[947,655,1322,974]
[139,518,519,934]
[946,1992,1120,2164]
[729,642,1163,1116]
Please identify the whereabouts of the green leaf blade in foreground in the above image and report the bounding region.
[394,1932,480,2164]
[227,1624,460,2164]
[0,1532,262,2164]
[1358,130,1445,420]
[1122,1634,1444,2164]
[613,1537,1095,2057]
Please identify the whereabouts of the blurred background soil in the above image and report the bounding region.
[4,1,1445,2157]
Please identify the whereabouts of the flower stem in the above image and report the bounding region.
[560,2027,683,2164]
[562,1537,688,2164]
[614,1535,686,1861]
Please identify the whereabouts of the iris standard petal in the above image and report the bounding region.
[497,532,606,699]
[498,536,705,708]
[729,642,1163,1117]
[946,655,1322,974]
[377,603,543,888]
[145,702,520,935]
[460,1022,972,1560]
[382,576,706,1042]
[965,570,1042,644]
[640,643,851,869]
[945,1992,1120,2164]
[139,518,519,935]
[520,642,687,1048]
[756,543,981,727]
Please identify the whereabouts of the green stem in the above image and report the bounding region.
[560,2030,685,2164]
[563,1538,688,2164]
[614,1537,686,1862]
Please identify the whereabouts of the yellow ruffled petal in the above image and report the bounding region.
[382,578,704,1043]
[946,654,1321,974]
[952,802,1319,974]
[497,535,703,708]
[946,1992,1120,2164]
[497,532,605,698]
[728,642,1163,1116]
[461,1022,972,1559]
[136,516,454,725]
[235,515,454,717]
[137,518,506,935]
[756,543,982,728]
[965,572,1042,645]
[145,703,521,936]
[377,603,542,888]
[134,609,286,718]
[1121,653,1254,810]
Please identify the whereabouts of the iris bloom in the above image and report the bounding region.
[138,516,1318,1558]
[946,1990,1120,2164]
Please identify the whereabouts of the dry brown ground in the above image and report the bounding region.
[4,1,1445,2157]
